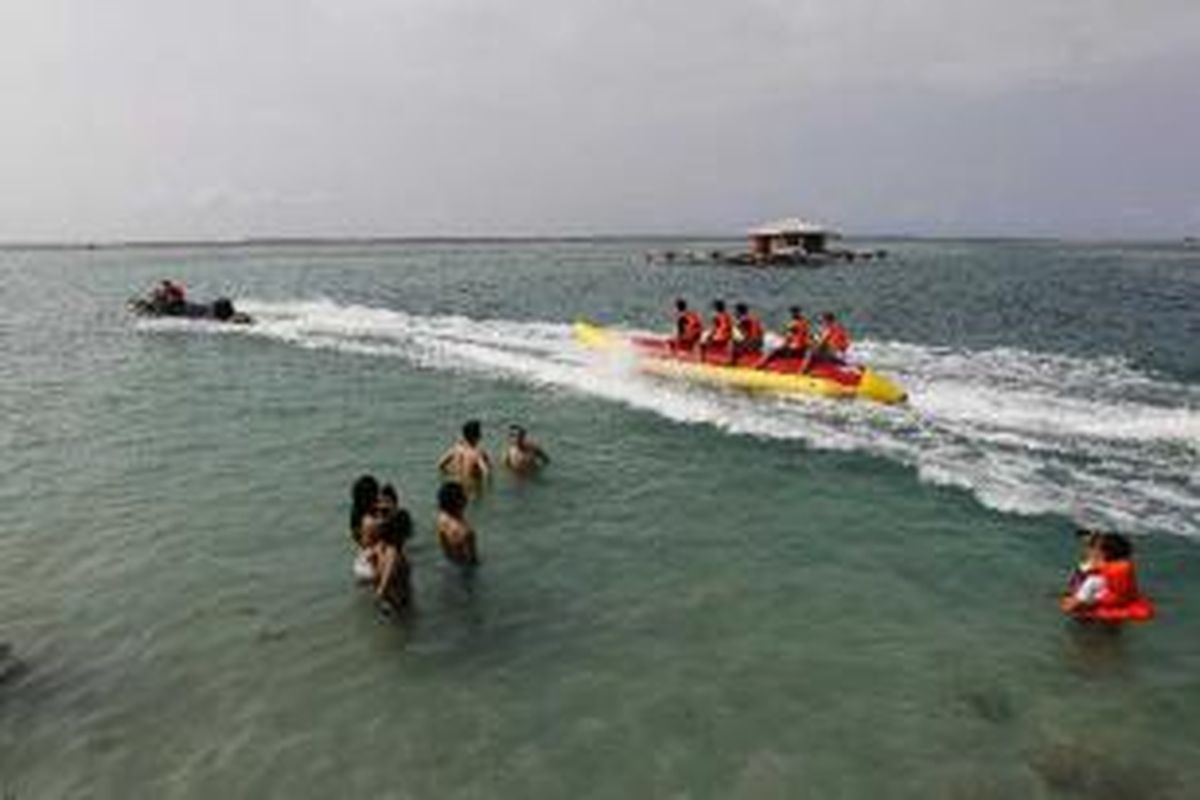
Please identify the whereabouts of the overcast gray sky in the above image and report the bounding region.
[3,0,1199,241]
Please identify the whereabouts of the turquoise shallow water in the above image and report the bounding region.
[1,240,1198,798]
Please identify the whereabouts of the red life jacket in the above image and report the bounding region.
[738,315,764,348]
[710,311,734,344]
[677,310,703,343]
[824,322,850,353]
[1076,560,1155,623]
[785,318,809,350]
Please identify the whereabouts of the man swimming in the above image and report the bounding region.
[503,425,551,474]
[437,420,492,486]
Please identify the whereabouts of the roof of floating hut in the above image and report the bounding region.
[747,218,838,237]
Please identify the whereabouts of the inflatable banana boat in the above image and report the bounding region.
[573,321,907,405]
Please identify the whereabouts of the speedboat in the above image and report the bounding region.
[574,321,906,404]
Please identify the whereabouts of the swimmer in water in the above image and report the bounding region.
[436,481,478,566]
[372,507,413,610]
[437,419,492,487]
[503,424,550,475]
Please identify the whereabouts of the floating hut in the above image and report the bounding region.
[643,216,887,268]
[747,218,835,259]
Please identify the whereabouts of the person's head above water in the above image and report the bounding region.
[1100,532,1133,561]
[713,299,726,313]
[352,474,380,510]
[438,481,469,518]
[462,419,482,445]
[675,298,687,312]
[379,483,400,512]
[509,424,527,444]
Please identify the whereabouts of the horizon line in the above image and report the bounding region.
[2,231,1195,251]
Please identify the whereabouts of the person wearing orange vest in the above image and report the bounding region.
[673,298,703,353]
[802,311,851,372]
[1060,532,1155,622]
[756,306,810,369]
[733,303,765,362]
[701,299,735,363]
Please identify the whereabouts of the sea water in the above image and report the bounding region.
[1,240,1198,798]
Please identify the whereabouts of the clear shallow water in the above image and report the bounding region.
[1,240,1199,798]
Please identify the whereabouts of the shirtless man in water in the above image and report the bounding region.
[437,419,492,486]
[503,425,551,474]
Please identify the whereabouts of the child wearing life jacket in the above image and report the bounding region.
[1059,532,1155,622]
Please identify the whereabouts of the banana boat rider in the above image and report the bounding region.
[672,298,704,353]
[756,306,810,369]
[700,299,735,363]
[801,311,851,373]
[733,303,765,361]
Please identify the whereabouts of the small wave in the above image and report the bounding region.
[156,299,1200,539]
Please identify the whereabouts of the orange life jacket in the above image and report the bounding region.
[785,318,809,350]
[738,315,764,347]
[677,310,703,343]
[1076,560,1155,623]
[710,311,734,344]
[824,322,850,353]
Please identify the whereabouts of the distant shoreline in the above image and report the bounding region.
[0,234,1192,251]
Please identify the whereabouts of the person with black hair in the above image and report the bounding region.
[700,299,735,363]
[372,507,413,610]
[673,298,703,353]
[733,302,765,360]
[757,306,811,369]
[437,420,492,488]
[436,481,478,566]
[1060,532,1155,622]
[504,425,551,475]
[349,474,380,546]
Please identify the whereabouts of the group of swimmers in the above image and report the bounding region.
[348,420,550,612]
[671,298,852,370]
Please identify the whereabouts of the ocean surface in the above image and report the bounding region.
[1,239,1198,798]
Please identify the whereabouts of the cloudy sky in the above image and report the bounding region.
[3,0,1199,241]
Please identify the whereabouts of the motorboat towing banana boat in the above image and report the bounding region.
[573,321,907,405]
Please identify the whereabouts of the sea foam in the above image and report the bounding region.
[144,299,1200,539]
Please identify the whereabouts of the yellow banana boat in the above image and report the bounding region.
[573,321,907,405]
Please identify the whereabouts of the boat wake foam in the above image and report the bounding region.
[146,299,1200,539]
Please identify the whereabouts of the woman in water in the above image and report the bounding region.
[436,481,478,566]
[372,507,413,610]
[349,474,380,546]
[350,474,381,582]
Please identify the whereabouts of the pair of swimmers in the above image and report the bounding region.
[436,419,550,486]
[673,299,851,370]
[350,477,413,611]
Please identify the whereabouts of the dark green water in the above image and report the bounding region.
[1,240,1198,798]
